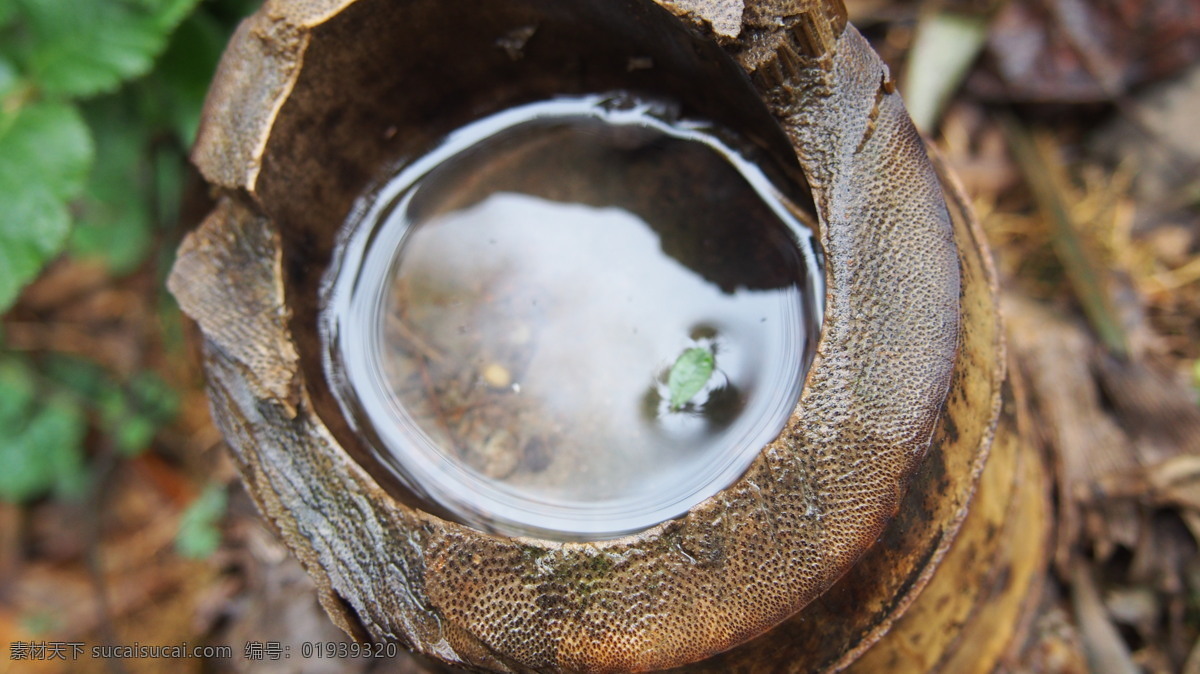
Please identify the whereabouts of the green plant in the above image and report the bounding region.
[175,483,227,559]
[0,356,87,501]
[0,0,209,308]
[0,353,180,501]
[43,354,181,456]
[667,346,715,411]
[0,0,258,506]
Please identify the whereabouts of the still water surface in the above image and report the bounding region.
[322,95,823,539]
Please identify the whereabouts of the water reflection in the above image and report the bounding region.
[323,96,823,539]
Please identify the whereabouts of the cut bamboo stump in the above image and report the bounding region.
[168,0,1049,671]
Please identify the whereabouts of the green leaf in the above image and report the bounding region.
[667,347,715,411]
[114,371,179,455]
[69,203,152,274]
[147,11,227,144]
[0,56,19,98]
[70,96,154,274]
[0,101,92,199]
[42,354,178,456]
[114,415,157,455]
[0,101,94,311]
[0,358,37,420]
[41,352,109,396]
[0,359,88,502]
[19,611,60,636]
[129,370,180,421]
[152,144,185,230]
[175,484,227,559]
[17,0,202,98]
[208,0,263,24]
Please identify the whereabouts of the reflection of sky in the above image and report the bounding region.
[391,192,800,504]
[323,96,824,538]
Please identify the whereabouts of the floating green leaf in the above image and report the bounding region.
[16,0,202,98]
[667,347,715,411]
[0,101,94,311]
[175,484,227,559]
[0,358,87,502]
